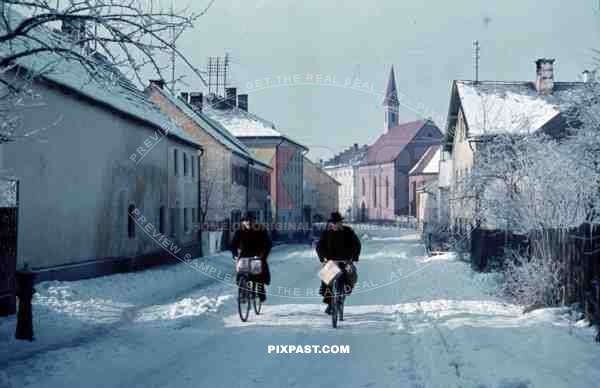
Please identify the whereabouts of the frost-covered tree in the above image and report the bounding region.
[0,0,213,142]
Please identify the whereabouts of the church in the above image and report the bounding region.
[356,66,443,221]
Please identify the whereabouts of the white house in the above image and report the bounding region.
[323,144,367,221]
[0,22,202,282]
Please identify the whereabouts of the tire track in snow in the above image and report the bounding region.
[397,301,467,388]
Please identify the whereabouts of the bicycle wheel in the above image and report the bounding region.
[331,278,339,329]
[238,275,251,322]
[253,281,262,314]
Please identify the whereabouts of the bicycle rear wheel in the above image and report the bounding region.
[253,281,262,314]
[331,278,339,328]
[238,275,251,322]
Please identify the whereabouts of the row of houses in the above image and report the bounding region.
[325,59,597,237]
[0,20,339,315]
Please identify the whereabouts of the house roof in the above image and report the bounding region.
[1,11,200,148]
[447,80,597,140]
[323,144,368,168]
[150,86,251,158]
[363,120,442,165]
[409,145,440,175]
[202,103,308,151]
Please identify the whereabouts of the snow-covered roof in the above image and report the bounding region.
[455,80,595,137]
[151,87,251,158]
[323,144,368,168]
[202,104,308,150]
[1,10,200,147]
[409,146,440,175]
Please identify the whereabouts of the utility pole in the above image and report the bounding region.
[473,40,480,83]
[169,1,176,94]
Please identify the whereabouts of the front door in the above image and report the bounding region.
[0,177,18,316]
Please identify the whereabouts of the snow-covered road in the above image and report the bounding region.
[2,227,600,388]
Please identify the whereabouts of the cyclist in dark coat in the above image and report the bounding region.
[231,214,272,302]
[316,211,361,314]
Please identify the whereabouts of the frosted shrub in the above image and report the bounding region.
[500,252,564,307]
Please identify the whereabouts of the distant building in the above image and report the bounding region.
[303,157,341,222]
[408,145,441,229]
[201,89,308,240]
[356,66,442,221]
[323,143,368,221]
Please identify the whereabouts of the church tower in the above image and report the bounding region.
[383,65,399,133]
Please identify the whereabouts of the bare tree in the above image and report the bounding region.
[0,0,214,141]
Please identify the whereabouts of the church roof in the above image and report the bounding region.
[363,120,442,166]
[383,65,399,106]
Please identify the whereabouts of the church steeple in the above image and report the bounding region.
[383,65,399,133]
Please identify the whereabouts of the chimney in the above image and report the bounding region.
[535,58,555,95]
[582,70,592,83]
[149,79,165,90]
[189,92,203,112]
[354,143,358,151]
[225,87,237,108]
[237,94,248,111]
[180,92,189,103]
[62,19,86,47]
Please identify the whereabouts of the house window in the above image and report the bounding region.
[159,206,166,234]
[170,208,177,237]
[183,152,188,176]
[373,176,377,207]
[386,177,389,208]
[174,149,179,176]
[362,178,365,196]
[190,156,195,178]
[128,204,136,238]
[184,208,190,233]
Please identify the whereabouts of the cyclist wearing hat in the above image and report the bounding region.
[316,211,361,314]
[231,213,272,302]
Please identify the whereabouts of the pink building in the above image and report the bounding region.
[357,66,442,221]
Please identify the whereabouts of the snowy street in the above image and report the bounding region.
[2,227,600,388]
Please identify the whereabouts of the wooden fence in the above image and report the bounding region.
[469,224,600,326]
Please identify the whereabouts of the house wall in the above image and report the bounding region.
[2,79,200,273]
[325,165,355,220]
[248,146,278,221]
[275,142,304,236]
[357,162,395,221]
[148,90,242,225]
[240,141,304,239]
[450,107,476,227]
[408,174,438,218]
[247,163,272,224]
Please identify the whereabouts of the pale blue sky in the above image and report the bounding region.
[169,0,600,161]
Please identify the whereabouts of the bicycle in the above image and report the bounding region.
[235,256,263,322]
[321,259,352,329]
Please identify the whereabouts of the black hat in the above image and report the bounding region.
[241,213,256,222]
[328,211,344,223]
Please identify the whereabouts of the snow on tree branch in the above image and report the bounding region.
[0,0,213,142]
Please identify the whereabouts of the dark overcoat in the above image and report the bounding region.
[230,226,272,285]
